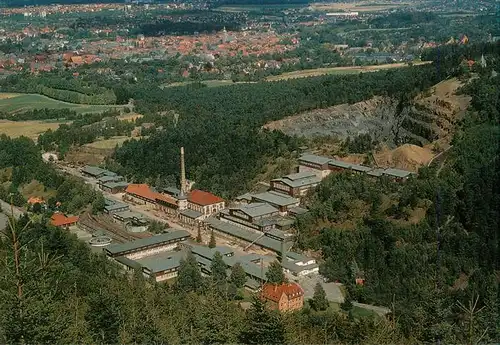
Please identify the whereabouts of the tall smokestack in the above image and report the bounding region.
[180,147,186,194]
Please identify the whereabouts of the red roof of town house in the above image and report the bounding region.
[188,189,224,206]
[50,213,79,227]
[261,283,304,303]
[125,184,158,202]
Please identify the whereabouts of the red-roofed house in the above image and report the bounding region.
[187,189,225,219]
[261,282,304,312]
[51,213,79,228]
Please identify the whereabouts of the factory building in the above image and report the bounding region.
[81,165,117,179]
[270,171,321,197]
[104,230,190,260]
[298,153,416,182]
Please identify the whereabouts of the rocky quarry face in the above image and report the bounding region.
[264,94,457,148]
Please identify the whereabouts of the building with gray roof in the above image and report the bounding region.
[328,159,353,170]
[179,209,204,226]
[104,230,190,258]
[383,168,414,180]
[299,154,331,166]
[104,199,129,214]
[81,165,117,179]
[350,164,373,174]
[139,250,187,281]
[98,175,124,184]
[250,191,300,213]
[112,210,148,226]
[101,181,129,194]
[226,203,279,221]
[270,172,321,197]
[366,168,385,177]
[205,217,284,253]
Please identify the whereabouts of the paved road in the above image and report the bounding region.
[0,199,24,219]
[294,274,345,303]
[353,302,391,316]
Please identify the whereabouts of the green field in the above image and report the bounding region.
[0,93,121,114]
[266,61,430,81]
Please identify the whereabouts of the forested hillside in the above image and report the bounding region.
[0,135,104,213]
[295,57,500,343]
[113,63,445,197]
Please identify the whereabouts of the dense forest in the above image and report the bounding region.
[112,63,445,197]
[295,57,500,342]
[0,135,104,213]
[0,217,406,344]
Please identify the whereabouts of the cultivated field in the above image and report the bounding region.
[0,93,121,114]
[265,62,431,81]
[0,119,61,139]
[310,1,411,12]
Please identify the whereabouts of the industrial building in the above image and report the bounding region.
[298,153,416,182]
[298,154,332,178]
[187,189,225,220]
[104,198,129,214]
[270,171,321,197]
[81,165,117,179]
[234,191,300,215]
[139,251,187,282]
[104,230,190,260]
[219,204,294,234]
[100,181,129,194]
[205,217,293,253]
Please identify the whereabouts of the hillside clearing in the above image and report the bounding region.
[0,120,61,139]
[118,113,143,122]
[266,62,431,81]
[0,93,121,114]
[84,136,132,149]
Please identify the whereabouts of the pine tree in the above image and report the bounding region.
[238,296,286,345]
[310,282,329,311]
[265,260,285,285]
[230,262,247,288]
[208,229,216,248]
[211,252,227,285]
[176,252,204,293]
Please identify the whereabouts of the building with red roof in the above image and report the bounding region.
[50,213,79,228]
[261,282,304,312]
[187,189,225,220]
[124,184,159,207]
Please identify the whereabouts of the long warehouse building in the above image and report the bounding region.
[105,230,191,260]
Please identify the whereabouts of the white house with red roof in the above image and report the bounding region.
[187,189,225,220]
